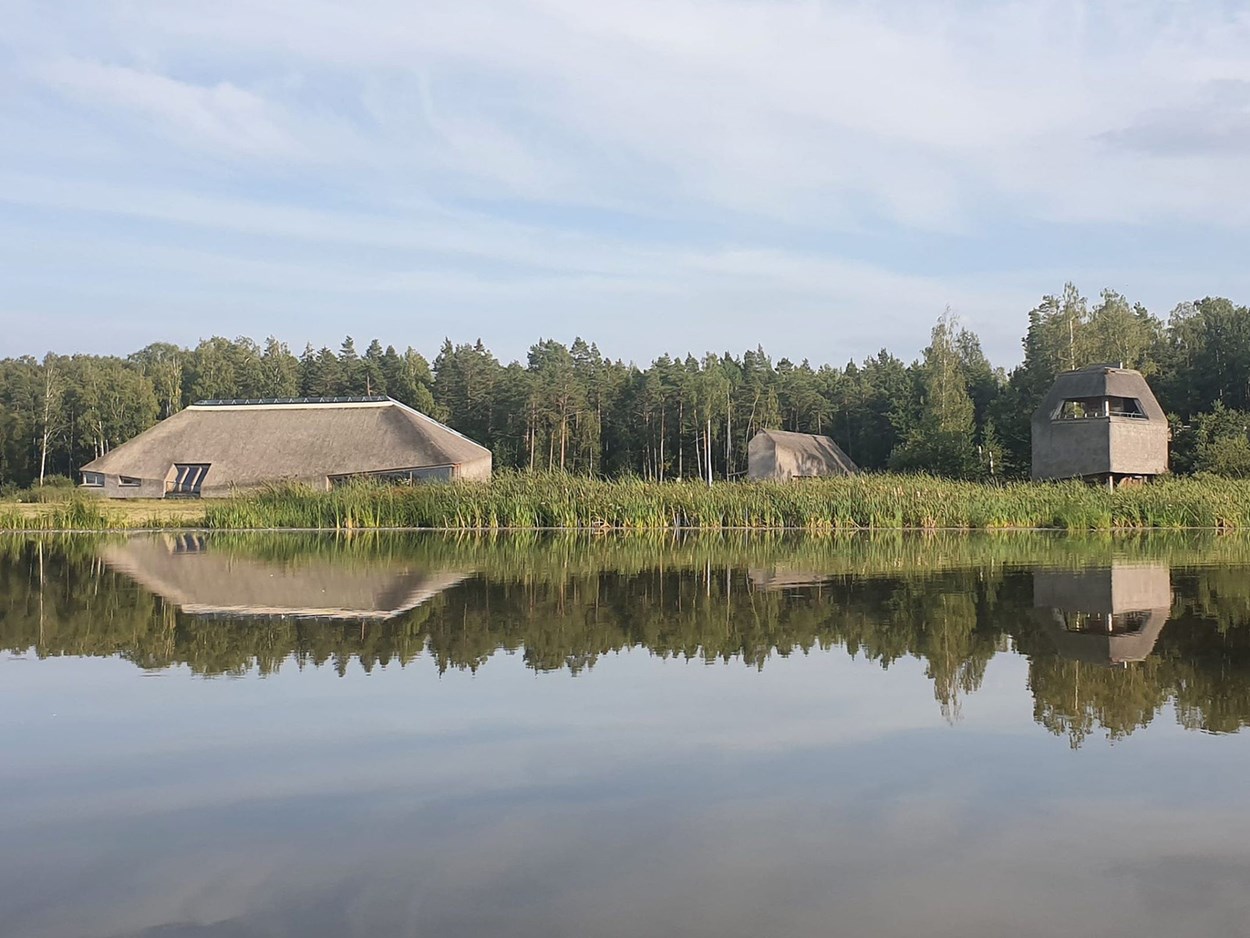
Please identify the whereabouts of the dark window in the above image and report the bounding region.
[1056,397,1148,420]
[119,476,141,487]
[82,472,104,487]
[330,466,455,487]
[172,534,206,554]
[1108,397,1146,418]
[170,464,210,496]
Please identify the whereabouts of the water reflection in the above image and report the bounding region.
[1032,563,1172,667]
[99,534,470,620]
[5,532,1250,743]
[8,533,1250,938]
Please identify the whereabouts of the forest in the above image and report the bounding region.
[5,283,1250,490]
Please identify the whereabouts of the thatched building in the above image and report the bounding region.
[100,535,470,620]
[1032,564,1172,666]
[1031,365,1168,483]
[80,397,491,498]
[747,429,857,481]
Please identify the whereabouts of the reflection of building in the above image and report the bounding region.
[747,567,832,591]
[1030,365,1168,484]
[1032,564,1172,666]
[100,535,469,620]
[80,397,492,498]
[747,430,857,481]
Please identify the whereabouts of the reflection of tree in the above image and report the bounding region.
[1025,658,1168,748]
[886,586,998,723]
[7,534,1250,745]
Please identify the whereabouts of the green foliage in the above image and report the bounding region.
[1174,404,1250,477]
[890,312,979,477]
[7,283,1250,488]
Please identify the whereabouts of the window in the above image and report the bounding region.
[82,471,104,487]
[172,533,206,554]
[1056,396,1148,421]
[330,466,455,486]
[169,464,210,496]
[119,476,141,487]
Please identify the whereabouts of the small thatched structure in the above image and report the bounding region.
[80,397,491,498]
[1032,564,1172,666]
[1031,365,1168,483]
[747,429,857,482]
[100,535,470,620]
[747,568,833,591]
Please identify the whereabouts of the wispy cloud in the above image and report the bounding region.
[4,0,1250,363]
[36,60,295,156]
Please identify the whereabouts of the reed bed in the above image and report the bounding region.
[201,472,1250,531]
[0,494,198,531]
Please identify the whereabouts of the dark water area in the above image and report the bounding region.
[5,531,1250,937]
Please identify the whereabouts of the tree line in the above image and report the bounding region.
[5,284,1250,488]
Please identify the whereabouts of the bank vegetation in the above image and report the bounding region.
[6,472,1250,531]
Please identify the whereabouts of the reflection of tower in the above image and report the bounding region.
[1031,564,1172,667]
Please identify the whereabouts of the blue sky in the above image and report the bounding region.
[5,0,1250,368]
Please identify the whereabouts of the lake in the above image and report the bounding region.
[4,531,1250,937]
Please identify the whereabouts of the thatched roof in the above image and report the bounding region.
[747,567,833,591]
[750,429,858,474]
[1032,365,1166,425]
[100,536,470,619]
[82,397,490,488]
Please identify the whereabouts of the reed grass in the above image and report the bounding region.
[199,472,1250,531]
[6,472,1250,531]
[0,494,200,531]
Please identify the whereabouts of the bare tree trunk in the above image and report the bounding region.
[693,426,701,484]
[678,397,684,479]
[658,407,666,482]
[705,417,713,486]
[529,402,537,471]
[39,360,56,486]
[559,412,567,471]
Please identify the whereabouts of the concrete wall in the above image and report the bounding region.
[82,474,167,499]
[456,457,493,482]
[1031,416,1167,481]
[87,458,492,498]
[1032,564,1172,614]
[1108,418,1169,476]
[1031,418,1112,481]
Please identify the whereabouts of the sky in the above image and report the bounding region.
[5,0,1250,369]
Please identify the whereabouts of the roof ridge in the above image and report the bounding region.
[192,396,391,406]
[388,398,487,449]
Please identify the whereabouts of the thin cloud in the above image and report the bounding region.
[5,1,1250,363]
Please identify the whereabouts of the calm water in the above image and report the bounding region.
[5,532,1250,937]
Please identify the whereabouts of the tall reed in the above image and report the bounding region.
[202,472,1250,531]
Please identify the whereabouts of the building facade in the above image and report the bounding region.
[1030,365,1168,484]
[80,397,492,498]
